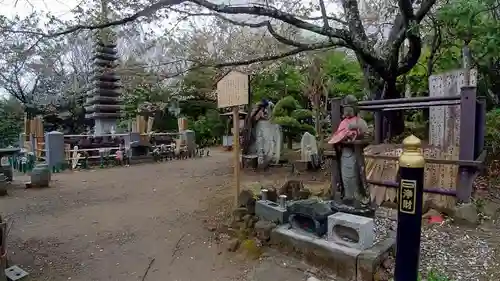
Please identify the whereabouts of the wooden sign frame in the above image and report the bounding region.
[216,70,250,206]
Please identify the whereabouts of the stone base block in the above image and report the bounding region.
[327,212,374,250]
[255,200,288,224]
[1,165,12,182]
[271,224,396,281]
[356,233,396,281]
[271,225,360,281]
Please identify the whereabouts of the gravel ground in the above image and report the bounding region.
[376,207,500,281]
[0,149,313,281]
[2,149,499,281]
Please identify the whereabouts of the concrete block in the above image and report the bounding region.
[5,265,29,280]
[327,212,374,250]
[271,225,360,281]
[255,200,289,224]
[44,131,64,170]
[356,234,396,281]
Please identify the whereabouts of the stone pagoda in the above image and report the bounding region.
[85,35,121,135]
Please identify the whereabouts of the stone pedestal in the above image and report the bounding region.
[271,225,396,281]
[255,200,289,224]
[44,131,64,171]
[30,163,51,188]
[0,174,6,196]
[242,155,258,169]
[1,165,12,182]
[94,119,117,136]
[327,212,374,250]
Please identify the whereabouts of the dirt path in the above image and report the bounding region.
[0,150,314,281]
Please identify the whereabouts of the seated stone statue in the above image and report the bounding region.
[241,99,282,166]
[328,95,371,212]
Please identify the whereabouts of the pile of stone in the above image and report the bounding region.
[227,180,313,252]
[25,163,51,189]
[228,180,395,281]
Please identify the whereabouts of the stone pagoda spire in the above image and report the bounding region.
[85,0,121,135]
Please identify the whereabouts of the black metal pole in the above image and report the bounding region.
[394,135,425,281]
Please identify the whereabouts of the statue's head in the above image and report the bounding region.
[259,99,270,108]
[342,95,359,117]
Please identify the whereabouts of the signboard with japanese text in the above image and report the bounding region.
[399,179,417,214]
[217,70,249,108]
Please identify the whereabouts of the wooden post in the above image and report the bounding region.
[216,70,249,207]
[232,106,241,206]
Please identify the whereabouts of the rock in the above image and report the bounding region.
[312,189,325,197]
[422,199,432,214]
[453,203,479,225]
[265,187,278,202]
[240,238,263,259]
[482,200,500,218]
[279,180,304,200]
[254,220,276,242]
[232,207,248,222]
[422,208,442,219]
[243,214,254,229]
[429,200,455,217]
[238,190,256,214]
[298,188,312,199]
[382,256,394,270]
[307,277,322,281]
[374,267,391,281]
[227,239,240,252]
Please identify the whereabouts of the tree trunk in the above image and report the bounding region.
[362,64,405,142]
[287,135,293,149]
[383,79,405,140]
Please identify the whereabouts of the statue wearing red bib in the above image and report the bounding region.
[329,95,369,208]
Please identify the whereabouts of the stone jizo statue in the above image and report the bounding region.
[328,95,370,208]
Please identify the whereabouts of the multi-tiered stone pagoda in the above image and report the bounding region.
[85,38,121,135]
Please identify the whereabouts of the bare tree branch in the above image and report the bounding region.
[162,41,336,79]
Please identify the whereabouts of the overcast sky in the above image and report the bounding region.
[0,0,344,98]
[2,0,80,19]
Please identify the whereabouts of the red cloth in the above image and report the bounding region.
[328,116,360,144]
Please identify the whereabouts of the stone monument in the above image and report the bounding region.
[295,132,320,171]
[30,163,51,188]
[328,95,373,216]
[85,25,121,135]
[242,99,283,167]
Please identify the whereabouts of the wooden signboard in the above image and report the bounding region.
[217,70,249,108]
[216,70,250,206]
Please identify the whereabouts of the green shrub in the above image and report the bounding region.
[485,108,500,156]
[273,96,314,148]
[418,270,452,281]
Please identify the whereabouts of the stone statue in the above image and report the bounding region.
[299,132,320,170]
[242,99,271,155]
[241,99,282,165]
[328,95,370,209]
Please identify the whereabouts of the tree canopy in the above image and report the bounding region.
[1,0,500,144]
